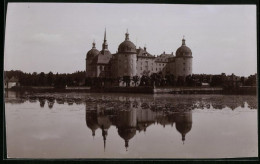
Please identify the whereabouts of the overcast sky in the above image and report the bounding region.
[4,3,257,76]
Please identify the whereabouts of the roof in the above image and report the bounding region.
[118,40,136,53]
[4,76,9,82]
[91,53,112,65]
[136,48,155,58]
[8,76,19,82]
[100,49,111,56]
[176,39,192,57]
[86,42,100,59]
[118,128,136,141]
[176,46,192,57]
[155,52,174,62]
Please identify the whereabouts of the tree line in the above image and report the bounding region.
[4,70,86,88]
[86,73,257,88]
[5,70,257,88]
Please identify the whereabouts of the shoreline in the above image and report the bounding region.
[5,86,257,95]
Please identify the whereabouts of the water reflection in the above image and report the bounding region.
[4,91,257,148]
[4,91,258,110]
[4,91,258,158]
[85,102,193,151]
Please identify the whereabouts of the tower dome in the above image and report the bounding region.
[86,111,100,137]
[118,128,136,150]
[118,30,136,53]
[175,112,192,144]
[176,37,192,57]
[86,41,100,60]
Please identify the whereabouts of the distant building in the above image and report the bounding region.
[4,76,20,89]
[86,30,193,86]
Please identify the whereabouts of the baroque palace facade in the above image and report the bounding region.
[86,30,193,86]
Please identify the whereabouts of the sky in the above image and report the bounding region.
[4,3,257,76]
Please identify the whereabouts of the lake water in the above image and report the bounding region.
[4,91,258,159]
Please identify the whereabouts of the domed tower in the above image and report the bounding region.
[175,111,192,144]
[116,105,137,151]
[86,41,100,77]
[85,109,99,137]
[175,37,193,78]
[116,30,137,78]
[98,114,112,152]
[118,127,136,151]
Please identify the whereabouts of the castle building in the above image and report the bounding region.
[86,30,193,86]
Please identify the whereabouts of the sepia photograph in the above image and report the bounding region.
[3,2,258,159]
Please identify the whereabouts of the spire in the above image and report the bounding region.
[104,28,107,41]
[125,29,129,41]
[182,133,185,144]
[125,140,129,151]
[102,28,108,50]
[182,35,186,46]
[103,136,106,152]
[144,44,146,51]
[92,129,95,137]
[92,40,96,49]
[102,128,107,152]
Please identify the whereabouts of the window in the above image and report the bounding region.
[183,63,185,65]
[183,68,185,71]
[145,61,148,71]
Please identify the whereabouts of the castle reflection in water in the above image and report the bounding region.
[5,91,257,151]
[85,102,192,151]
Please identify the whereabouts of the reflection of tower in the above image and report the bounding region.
[136,108,156,132]
[175,111,192,144]
[85,105,99,137]
[116,104,137,151]
[39,99,46,108]
[97,104,112,152]
[47,100,54,109]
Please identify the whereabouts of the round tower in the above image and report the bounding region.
[86,41,99,77]
[175,111,192,144]
[175,37,193,78]
[116,104,137,151]
[116,30,137,77]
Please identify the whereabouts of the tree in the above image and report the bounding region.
[185,75,193,86]
[46,72,54,86]
[140,75,150,86]
[176,76,185,86]
[245,74,257,86]
[38,72,46,86]
[210,75,222,87]
[132,75,140,86]
[169,74,175,86]
[150,73,157,87]
[123,76,131,87]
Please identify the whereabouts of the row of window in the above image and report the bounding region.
[183,67,191,71]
